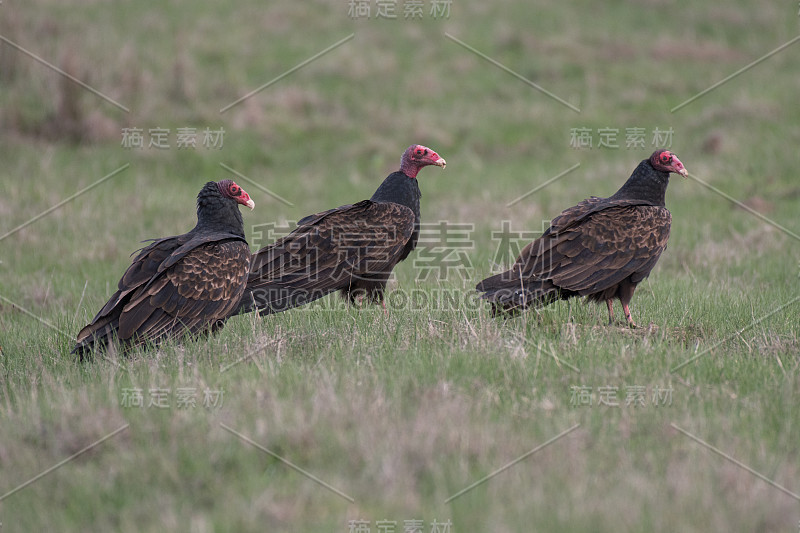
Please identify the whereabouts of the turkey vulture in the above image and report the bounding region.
[476,149,688,327]
[235,144,446,316]
[72,180,255,358]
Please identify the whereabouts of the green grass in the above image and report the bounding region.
[1,0,800,531]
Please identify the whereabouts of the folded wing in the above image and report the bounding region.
[237,200,415,315]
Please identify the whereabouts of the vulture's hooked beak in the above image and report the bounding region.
[434,157,446,169]
[245,198,255,210]
[669,153,688,179]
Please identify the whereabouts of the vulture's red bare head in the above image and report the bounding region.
[217,179,255,209]
[400,144,446,179]
[650,149,688,178]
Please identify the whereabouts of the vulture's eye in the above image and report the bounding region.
[660,153,671,163]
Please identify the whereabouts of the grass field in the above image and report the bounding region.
[1,0,799,531]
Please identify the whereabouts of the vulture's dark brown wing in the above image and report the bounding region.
[74,237,250,354]
[545,197,657,235]
[237,200,415,314]
[517,204,671,294]
[117,241,250,339]
[476,199,671,314]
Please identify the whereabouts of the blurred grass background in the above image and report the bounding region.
[1,0,799,531]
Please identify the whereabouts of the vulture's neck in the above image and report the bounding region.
[194,197,246,237]
[370,171,422,221]
[610,160,670,207]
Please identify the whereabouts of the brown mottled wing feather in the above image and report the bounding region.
[476,199,670,314]
[118,241,250,340]
[74,238,250,353]
[74,237,189,351]
[237,200,415,314]
[521,204,671,294]
[547,197,656,234]
[94,236,189,319]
